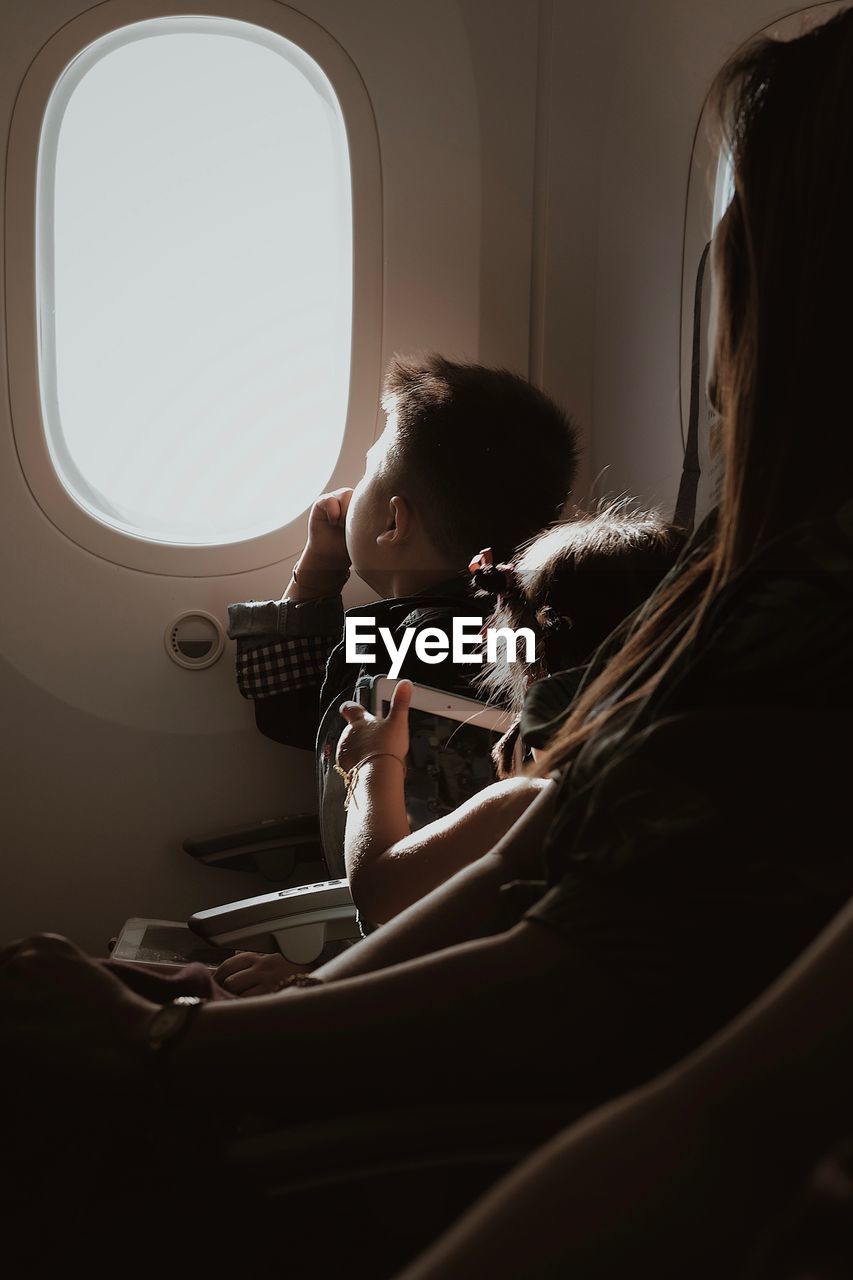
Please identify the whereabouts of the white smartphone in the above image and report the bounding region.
[357,676,514,829]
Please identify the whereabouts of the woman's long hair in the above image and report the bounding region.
[535,7,853,776]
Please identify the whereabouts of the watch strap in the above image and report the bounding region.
[148,994,205,1058]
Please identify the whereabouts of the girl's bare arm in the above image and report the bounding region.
[337,678,549,926]
[346,765,549,925]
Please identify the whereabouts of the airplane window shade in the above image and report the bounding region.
[38,17,353,546]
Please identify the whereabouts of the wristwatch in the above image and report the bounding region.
[146,994,205,1058]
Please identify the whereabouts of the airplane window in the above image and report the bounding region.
[37,17,352,546]
[713,148,734,231]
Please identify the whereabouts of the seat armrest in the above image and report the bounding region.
[188,879,358,964]
[182,814,321,879]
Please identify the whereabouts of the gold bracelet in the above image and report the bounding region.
[334,751,407,809]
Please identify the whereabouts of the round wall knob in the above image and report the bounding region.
[165,611,225,670]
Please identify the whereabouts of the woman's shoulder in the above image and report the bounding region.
[691,500,853,692]
[739,497,853,595]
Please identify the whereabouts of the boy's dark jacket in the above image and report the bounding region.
[228,575,491,875]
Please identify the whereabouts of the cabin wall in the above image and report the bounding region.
[0,0,815,948]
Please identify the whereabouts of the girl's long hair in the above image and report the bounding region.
[535,7,853,776]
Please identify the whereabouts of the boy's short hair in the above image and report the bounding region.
[381,353,579,564]
[476,501,685,715]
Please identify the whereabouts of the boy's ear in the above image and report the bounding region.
[376,495,413,546]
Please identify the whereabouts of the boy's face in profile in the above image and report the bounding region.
[345,410,398,584]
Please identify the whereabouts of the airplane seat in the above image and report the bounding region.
[181,811,325,881]
[109,811,362,968]
[187,876,360,965]
[177,738,352,959]
[182,811,360,965]
[109,753,352,966]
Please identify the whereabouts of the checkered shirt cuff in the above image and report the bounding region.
[235,634,333,699]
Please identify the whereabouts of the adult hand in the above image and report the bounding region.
[0,932,155,1080]
[337,678,412,773]
[214,950,307,997]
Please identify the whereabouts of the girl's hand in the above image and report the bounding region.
[337,679,412,773]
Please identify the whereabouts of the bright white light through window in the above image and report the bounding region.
[713,148,734,232]
[38,18,352,545]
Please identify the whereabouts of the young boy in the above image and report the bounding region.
[227,353,578,875]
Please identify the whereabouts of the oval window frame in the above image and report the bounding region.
[679,1,845,451]
[5,0,382,576]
